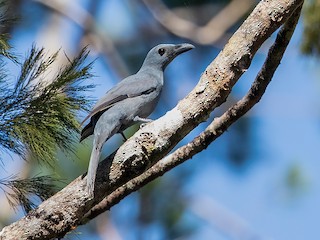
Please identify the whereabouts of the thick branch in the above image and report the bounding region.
[83,3,302,221]
[0,0,304,239]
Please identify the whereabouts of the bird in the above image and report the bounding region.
[80,43,194,197]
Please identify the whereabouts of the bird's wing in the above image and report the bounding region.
[81,75,158,125]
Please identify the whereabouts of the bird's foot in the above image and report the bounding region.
[133,116,153,123]
[133,116,153,129]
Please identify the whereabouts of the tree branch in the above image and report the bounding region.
[142,0,256,45]
[82,3,303,222]
[0,0,304,239]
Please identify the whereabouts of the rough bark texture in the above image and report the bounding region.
[83,3,302,222]
[0,0,304,239]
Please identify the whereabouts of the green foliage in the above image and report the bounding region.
[0,0,17,61]
[301,0,320,55]
[138,174,196,239]
[285,163,308,193]
[0,46,94,164]
[0,175,60,213]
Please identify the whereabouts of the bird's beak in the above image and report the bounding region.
[162,43,195,69]
[174,43,195,55]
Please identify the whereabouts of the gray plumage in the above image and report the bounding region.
[81,43,194,197]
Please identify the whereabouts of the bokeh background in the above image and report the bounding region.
[0,0,319,239]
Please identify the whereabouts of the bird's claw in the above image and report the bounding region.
[133,116,152,123]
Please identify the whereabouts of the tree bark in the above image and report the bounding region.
[0,0,304,239]
[83,3,303,221]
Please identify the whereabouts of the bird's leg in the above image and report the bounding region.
[133,116,153,129]
[120,132,127,141]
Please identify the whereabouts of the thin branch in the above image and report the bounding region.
[83,3,303,222]
[33,0,129,79]
[142,0,256,45]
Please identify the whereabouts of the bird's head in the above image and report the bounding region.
[141,43,195,71]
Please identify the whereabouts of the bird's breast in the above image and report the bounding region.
[134,89,161,118]
[115,89,161,131]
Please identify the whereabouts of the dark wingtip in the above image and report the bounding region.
[79,135,85,142]
[80,122,94,142]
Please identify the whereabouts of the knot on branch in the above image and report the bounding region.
[121,151,149,176]
[135,131,157,155]
[269,5,284,22]
[117,131,157,176]
[232,53,251,73]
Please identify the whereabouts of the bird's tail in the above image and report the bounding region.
[86,138,102,197]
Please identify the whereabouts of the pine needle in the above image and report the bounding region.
[0,175,60,213]
[0,46,95,164]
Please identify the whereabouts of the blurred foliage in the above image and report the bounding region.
[302,0,320,55]
[285,163,308,193]
[137,170,197,239]
[0,0,17,61]
[227,117,251,166]
[0,175,59,213]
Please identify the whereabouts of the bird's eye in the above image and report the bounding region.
[158,48,165,56]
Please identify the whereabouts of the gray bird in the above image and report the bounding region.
[81,43,194,197]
